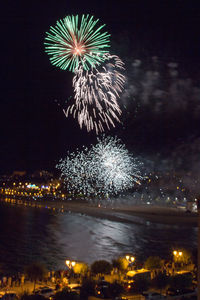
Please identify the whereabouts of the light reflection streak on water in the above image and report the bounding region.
[52,212,197,267]
[0,203,197,273]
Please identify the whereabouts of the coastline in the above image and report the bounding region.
[0,196,198,227]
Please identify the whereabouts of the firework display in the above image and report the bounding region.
[45,14,110,72]
[64,54,125,134]
[57,136,143,197]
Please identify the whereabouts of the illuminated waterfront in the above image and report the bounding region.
[0,200,197,274]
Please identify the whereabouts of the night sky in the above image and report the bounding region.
[1,0,200,174]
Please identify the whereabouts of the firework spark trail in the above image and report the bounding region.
[64,54,126,134]
[57,136,143,197]
[45,14,110,72]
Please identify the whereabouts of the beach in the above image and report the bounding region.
[59,202,198,226]
[1,197,197,226]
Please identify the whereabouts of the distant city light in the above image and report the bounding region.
[27,184,38,189]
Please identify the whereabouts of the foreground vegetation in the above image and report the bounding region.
[0,249,196,299]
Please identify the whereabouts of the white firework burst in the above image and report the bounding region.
[63,54,126,134]
[56,136,143,197]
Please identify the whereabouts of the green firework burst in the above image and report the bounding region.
[44,14,111,72]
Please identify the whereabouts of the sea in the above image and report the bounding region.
[0,201,197,274]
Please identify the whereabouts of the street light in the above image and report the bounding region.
[66,259,76,279]
[172,250,183,274]
[125,255,135,270]
[130,257,135,263]
[71,261,76,267]
[65,260,76,269]
[173,250,183,259]
[126,255,135,263]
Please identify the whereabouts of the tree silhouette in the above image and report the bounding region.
[25,262,47,291]
[112,257,129,273]
[91,260,112,277]
[144,256,163,278]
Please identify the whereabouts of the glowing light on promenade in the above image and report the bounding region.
[44,14,110,72]
[64,54,125,134]
[56,136,143,197]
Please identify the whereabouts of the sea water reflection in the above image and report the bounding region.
[0,202,197,274]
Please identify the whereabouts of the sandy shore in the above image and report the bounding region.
[57,202,198,226]
[1,197,197,227]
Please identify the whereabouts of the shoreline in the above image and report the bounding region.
[0,196,198,227]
